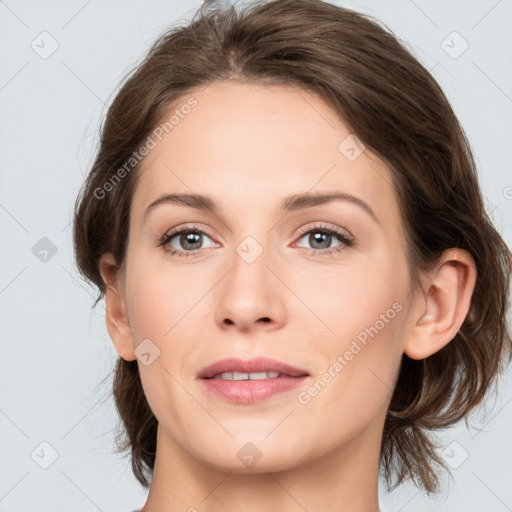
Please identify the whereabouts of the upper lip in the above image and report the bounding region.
[198,357,310,379]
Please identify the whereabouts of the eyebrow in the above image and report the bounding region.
[143,191,379,224]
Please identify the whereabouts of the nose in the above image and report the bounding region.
[214,237,287,333]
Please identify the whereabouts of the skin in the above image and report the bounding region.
[99,80,477,512]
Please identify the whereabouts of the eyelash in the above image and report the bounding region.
[158,223,354,258]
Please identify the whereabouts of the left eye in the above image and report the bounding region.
[294,226,352,252]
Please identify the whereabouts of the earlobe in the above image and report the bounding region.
[98,253,137,362]
[404,249,477,360]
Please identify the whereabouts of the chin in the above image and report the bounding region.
[185,431,317,474]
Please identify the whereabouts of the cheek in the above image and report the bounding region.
[123,250,207,341]
[302,260,407,416]
[336,262,407,379]
[298,253,407,343]
[299,310,405,444]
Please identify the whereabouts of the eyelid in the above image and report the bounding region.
[294,222,353,241]
[162,223,215,240]
[159,222,351,244]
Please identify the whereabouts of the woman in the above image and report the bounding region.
[73,0,512,510]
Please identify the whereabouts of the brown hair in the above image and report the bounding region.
[73,0,512,494]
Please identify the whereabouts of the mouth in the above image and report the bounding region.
[197,356,310,404]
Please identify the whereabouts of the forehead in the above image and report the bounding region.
[132,80,399,226]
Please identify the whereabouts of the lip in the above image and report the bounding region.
[197,356,309,379]
[197,356,310,404]
[199,375,309,404]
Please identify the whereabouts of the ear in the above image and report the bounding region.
[404,248,477,360]
[98,253,136,361]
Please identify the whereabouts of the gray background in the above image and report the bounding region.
[1,0,511,511]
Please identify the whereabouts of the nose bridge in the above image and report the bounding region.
[225,205,275,276]
[235,233,267,267]
[228,232,272,297]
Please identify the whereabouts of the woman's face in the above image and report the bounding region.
[119,80,417,472]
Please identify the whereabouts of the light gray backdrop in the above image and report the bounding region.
[1,0,511,511]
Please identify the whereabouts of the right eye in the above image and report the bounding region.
[159,225,218,258]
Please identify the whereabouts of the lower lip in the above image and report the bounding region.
[199,375,309,404]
